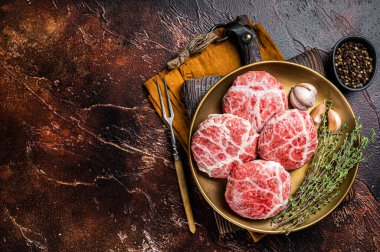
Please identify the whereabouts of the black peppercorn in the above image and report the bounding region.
[335,41,374,88]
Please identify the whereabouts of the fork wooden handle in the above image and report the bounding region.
[174,159,196,233]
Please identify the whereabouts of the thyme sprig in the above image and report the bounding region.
[272,99,374,231]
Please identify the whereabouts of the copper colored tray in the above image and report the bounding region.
[188,61,357,234]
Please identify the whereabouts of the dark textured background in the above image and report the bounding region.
[0,0,379,251]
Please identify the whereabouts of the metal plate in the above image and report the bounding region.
[188,61,357,234]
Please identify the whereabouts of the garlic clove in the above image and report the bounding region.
[310,102,327,124]
[289,83,317,110]
[298,83,318,97]
[293,85,316,107]
[327,109,342,133]
[289,89,308,110]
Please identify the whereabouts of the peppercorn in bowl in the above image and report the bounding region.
[331,36,377,92]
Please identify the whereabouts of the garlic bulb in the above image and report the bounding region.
[289,83,317,110]
[310,102,327,124]
[328,109,342,133]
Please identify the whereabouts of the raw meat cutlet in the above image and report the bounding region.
[223,71,287,132]
[191,114,259,178]
[225,160,291,219]
[258,109,318,170]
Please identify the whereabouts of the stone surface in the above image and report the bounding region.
[0,0,379,251]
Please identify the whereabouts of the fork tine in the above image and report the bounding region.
[155,78,167,119]
[164,78,174,118]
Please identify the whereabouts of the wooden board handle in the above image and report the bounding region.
[174,159,196,233]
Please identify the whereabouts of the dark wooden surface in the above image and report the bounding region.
[0,0,379,251]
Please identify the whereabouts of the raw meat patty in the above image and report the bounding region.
[191,114,259,178]
[258,109,318,170]
[223,71,287,132]
[225,160,291,219]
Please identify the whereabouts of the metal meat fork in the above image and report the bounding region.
[156,78,196,233]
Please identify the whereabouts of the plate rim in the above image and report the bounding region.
[187,60,358,234]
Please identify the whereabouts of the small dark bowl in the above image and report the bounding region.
[329,36,377,92]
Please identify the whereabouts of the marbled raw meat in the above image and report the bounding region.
[223,71,287,132]
[258,109,318,170]
[191,114,259,178]
[225,160,291,219]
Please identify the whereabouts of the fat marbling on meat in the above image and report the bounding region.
[225,160,291,219]
[191,114,259,178]
[258,109,318,170]
[223,71,287,132]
